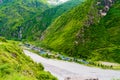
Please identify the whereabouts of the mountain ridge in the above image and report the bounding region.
[0,0,120,63]
[41,0,120,63]
[21,0,83,40]
[0,0,49,40]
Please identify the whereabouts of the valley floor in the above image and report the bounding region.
[24,50,120,80]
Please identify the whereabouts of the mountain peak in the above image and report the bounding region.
[0,0,2,3]
[47,0,69,5]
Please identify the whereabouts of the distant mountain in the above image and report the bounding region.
[47,0,69,5]
[0,0,83,40]
[0,0,48,40]
[21,0,83,40]
[0,0,2,4]
[0,0,47,5]
[42,0,120,63]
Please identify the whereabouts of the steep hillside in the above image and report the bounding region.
[101,0,120,45]
[0,0,48,40]
[42,0,120,63]
[91,0,120,63]
[0,37,57,80]
[42,0,101,57]
[21,0,83,40]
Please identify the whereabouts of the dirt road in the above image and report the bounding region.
[24,50,120,80]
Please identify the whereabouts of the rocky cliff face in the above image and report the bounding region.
[97,0,115,16]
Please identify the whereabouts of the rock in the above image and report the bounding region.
[97,0,115,16]
[64,76,98,80]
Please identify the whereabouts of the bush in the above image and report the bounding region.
[0,37,7,42]
[37,72,57,80]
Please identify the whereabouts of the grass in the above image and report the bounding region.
[0,37,57,80]
[41,0,120,64]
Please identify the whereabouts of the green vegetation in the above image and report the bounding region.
[0,0,120,79]
[0,37,7,42]
[101,1,120,45]
[42,0,120,63]
[0,0,83,40]
[91,0,120,63]
[0,37,57,80]
[0,0,48,40]
[42,0,101,58]
[0,0,120,73]
[21,0,83,40]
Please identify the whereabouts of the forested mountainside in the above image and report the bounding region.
[0,0,120,63]
[1,0,120,79]
[101,0,120,45]
[21,0,83,40]
[0,0,82,40]
[0,37,57,80]
[0,0,48,40]
[42,0,120,63]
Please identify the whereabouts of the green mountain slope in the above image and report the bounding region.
[42,0,120,63]
[0,37,57,80]
[0,0,48,40]
[91,0,120,63]
[42,0,100,55]
[101,1,120,45]
[20,0,83,40]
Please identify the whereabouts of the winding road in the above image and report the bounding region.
[24,50,120,80]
